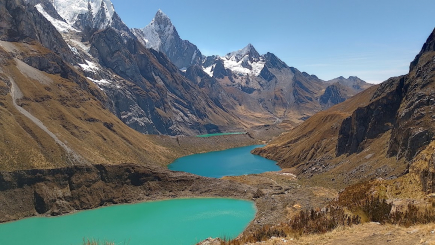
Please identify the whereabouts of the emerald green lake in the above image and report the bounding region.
[0,198,256,245]
[168,145,281,178]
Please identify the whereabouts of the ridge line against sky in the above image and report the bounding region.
[110,0,435,84]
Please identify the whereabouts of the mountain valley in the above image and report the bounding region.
[0,0,434,244]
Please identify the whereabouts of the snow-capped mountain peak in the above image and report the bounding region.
[154,9,170,23]
[51,0,115,29]
[152,9,174,33]
[205,44,264,76]
[225,43,261,63]
[132,9,203,69]
[139,9,175,51]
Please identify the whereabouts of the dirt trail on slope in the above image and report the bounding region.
[9,76,84,164]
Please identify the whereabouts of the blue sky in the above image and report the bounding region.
[111,0,435,84]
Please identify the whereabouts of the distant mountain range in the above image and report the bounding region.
[3,0,372,136]
[133,10,372,126]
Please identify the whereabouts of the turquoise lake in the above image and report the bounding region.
[0,198,256,245]
[168,145,281,178]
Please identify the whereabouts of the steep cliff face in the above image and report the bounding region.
[338,27,435,161]
[0,163,256,223]
[0,0,76,63]
[387,31,435,160]
[254,28,435,186]
[336,76,405,156]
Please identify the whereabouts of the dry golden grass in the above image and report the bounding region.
[0,53,170,169]
[246,223,435,245]
[0,42,209,170]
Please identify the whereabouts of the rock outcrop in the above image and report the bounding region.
[336,76,404,156]
[0,163,256,223]
[319,83,348,108]
[0,0,76,63]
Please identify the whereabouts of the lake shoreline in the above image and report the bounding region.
[0,161,334,241]
[168,144,280,178]
[0,128,331,242]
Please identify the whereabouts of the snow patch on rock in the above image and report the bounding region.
[79,60,99,72]
[203,64,215,77]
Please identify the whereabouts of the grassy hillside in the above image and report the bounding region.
[0,41,267,171]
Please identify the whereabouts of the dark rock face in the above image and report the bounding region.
[263,52,287,70]
[259,66,275,82]
[319,83,347,107]
[0,0,75,63]
[387,36,435,159]
[0,163,256,223]
[410,28,435,71]
[164,38,203,69]
[185,65,238,113]
[336,77,404,156]
[212,59,231,79]
[89,27,238,135]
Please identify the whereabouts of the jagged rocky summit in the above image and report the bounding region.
[132,10,203,70]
